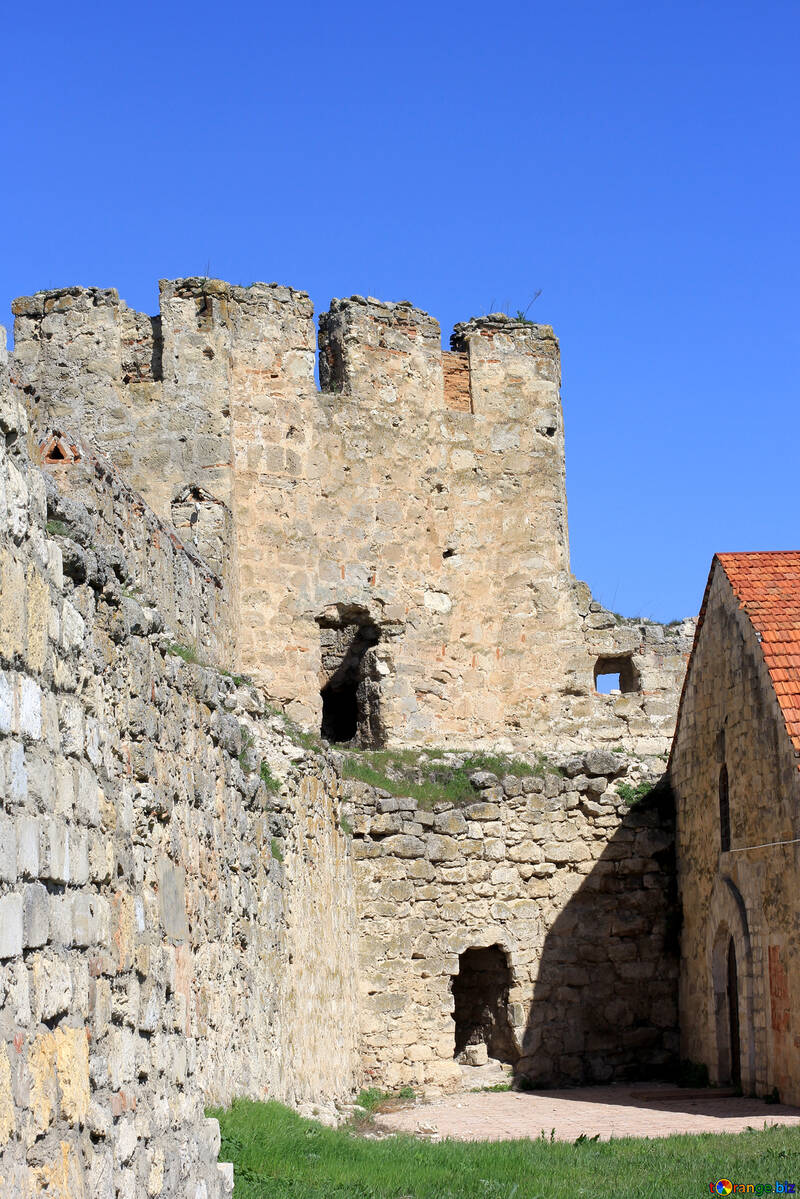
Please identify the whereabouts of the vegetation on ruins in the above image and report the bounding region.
[259,760,281,793]
[616,780,654,806]
[212,1098,800,1198]
[338,747,543,809]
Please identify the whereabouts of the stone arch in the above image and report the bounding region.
[707,876,757,1092]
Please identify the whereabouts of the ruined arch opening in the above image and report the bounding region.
[451,945,518,1065]
[317,607,385,747]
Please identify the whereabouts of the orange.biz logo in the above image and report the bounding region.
[710,1183,796,1195]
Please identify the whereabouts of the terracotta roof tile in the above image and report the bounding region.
[717,551,800,761]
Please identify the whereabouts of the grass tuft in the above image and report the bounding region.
[260,760,280,793]
[616,781,653,806]
[45,518,73,538]
[166,642,202,665]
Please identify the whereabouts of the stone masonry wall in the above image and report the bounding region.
[0,334,360,1198]
[344,751,679,1094]
[11,280,693,761]
[671,561,800,1104]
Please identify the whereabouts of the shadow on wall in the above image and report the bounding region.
[514,780,680,1088]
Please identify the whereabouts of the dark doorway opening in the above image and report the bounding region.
[727,937,741,1086]
[321,679,359,743]
[317,608,384,747]
[451,945,518,1064]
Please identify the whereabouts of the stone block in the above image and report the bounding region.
[0,673,11,735]
[17,676,42,740]
[0,893,23,958]
[49,893,73,946]
[425,834,460,862]
[0,816,17,882]
[73,895,93,947]
[469,771,498,790]
[75,762,100,826]
[32,956,72,1021]
[507,840,544,864]
[23,882,49,947]
[585,751,628,778]
[380,834,426,859]
[463,802,500,821]
[157,858,189,941]
[433,810,467,835]
[44,821,70,884]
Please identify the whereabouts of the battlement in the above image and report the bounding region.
[13,281,563,434]
[7,274,691,758]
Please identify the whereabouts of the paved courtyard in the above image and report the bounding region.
[376,1085,800,1142]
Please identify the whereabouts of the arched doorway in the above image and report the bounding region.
[708,877,755,1092]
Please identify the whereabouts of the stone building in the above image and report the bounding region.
[671,552,800,1106]
[0,279,698,1197]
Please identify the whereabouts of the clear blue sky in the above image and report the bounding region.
[2,1,798,622]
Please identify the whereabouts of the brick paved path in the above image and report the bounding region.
[376,1085,800,1142]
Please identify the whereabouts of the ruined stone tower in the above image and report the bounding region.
[11,279,691,756]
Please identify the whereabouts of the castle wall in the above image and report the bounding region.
[11,279,693,759]
[671,563,800,1103]
[345,754,678,1094]
[0,344,359,1198]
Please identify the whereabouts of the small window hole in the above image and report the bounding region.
[594,654,640,694]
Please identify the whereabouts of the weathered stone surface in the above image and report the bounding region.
[381,835,426,858]
[584,750,625,778]
[0,283,697,1190]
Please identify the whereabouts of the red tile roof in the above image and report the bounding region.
[718,552,800,757]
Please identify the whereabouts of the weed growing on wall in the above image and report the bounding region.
[616,781,653,806]
[260,760,280,793]
[339,748,540,809]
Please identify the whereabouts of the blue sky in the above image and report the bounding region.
[2,0,798,622]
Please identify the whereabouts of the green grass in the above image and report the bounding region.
[45,518,74,538]
[260,760,281,793]
[340,748,538,810]
[270,837,284,864]
[166,641,202,665]
[616,781,654,806]
[356,1087,416,1114]
[212,1098,800,1199]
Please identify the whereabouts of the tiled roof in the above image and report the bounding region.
[718,552,800,757]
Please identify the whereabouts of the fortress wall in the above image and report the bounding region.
[37,432,233,669]
[11,278,692,759]
[344,754,679,1093]
[0,346,360,1197]
[11,282,239,524]
[229,296,583,743]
